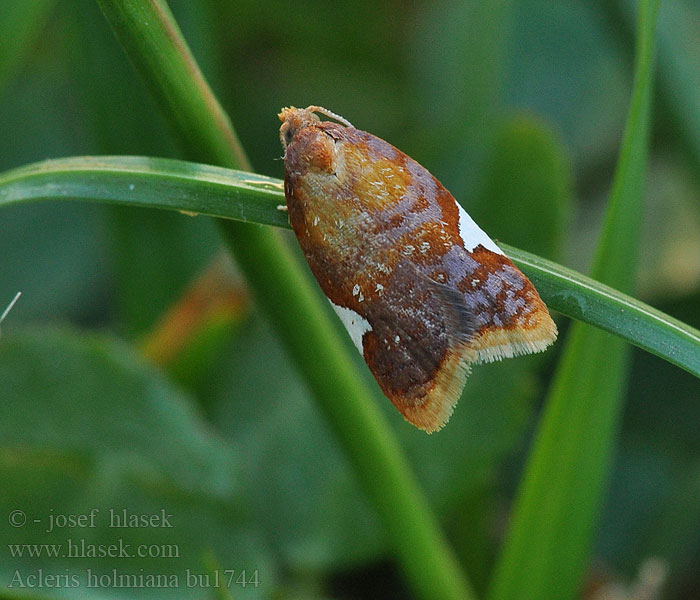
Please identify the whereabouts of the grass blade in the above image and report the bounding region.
[504,244,700,379]
[94,1,476,599]
[0,156,288,226]
[1,155,697,381]
[488,2,661,599]
[603,0,700,180]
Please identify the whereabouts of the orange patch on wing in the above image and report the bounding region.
[460,246,557,362]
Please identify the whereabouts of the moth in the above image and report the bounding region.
[279,106,557,433]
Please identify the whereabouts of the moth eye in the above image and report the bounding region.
[284,129,294,145]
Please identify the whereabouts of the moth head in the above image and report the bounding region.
[278,106,353,150]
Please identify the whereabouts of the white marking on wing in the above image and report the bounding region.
[456,202,504,255]
[330,301,372,354]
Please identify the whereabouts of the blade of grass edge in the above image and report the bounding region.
[488,2,660,599]
[1,156,698,378]
[1,156,698,379]
[94,1,476,599]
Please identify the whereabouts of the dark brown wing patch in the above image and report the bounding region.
[361,261,475,431]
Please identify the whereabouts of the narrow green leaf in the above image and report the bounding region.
[489,2,661,599]
[2,155,697,382]
[0,155,288,225]
[94,2,476,599]
[504,245,700,378]
[604,0,700,180]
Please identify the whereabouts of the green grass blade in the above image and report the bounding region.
[503,245,700,379]
[604,0,700,180]
[0,156,289,226]
[96,0,248,170]
[93,1,476,599]
[488,2,661,599]
[2,155,698,382]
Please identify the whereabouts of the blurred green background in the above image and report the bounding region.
[0,0,699,598]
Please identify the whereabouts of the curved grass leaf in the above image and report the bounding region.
[0,155,288,226]
[503,244,700,378]
[1,155,697,382]
[94,2,476,599]
[488,1,661,599]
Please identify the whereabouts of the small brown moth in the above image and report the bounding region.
[279,106,557,432]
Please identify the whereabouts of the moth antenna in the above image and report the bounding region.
[306,106,353,128]
[0,291,21,325]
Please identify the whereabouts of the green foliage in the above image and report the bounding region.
[490,2,660,599]
[0,328,273,599]
[1,0,699,599]
[0,1,56,90]
[2,156,698,380]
